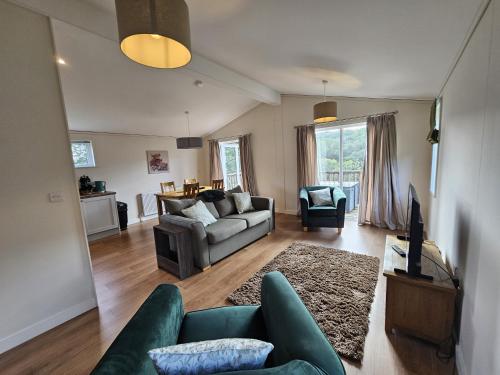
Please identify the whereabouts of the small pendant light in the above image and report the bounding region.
[115,0,192,69]
[314,80,338,123]
[177,111,202,149]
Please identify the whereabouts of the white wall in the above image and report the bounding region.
[69,132,199,223]
[202,95,433,219]
[0,1,96,353]
[428,1,500,374]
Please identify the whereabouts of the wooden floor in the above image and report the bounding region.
[0,214,455,374]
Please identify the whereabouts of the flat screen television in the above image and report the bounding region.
[395,183,433,280]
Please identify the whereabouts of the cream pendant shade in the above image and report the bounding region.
[115,0,191,69]
[314,101,338,123]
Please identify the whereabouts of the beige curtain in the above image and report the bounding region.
[296,125,318,189]
[358,114,404,230]
[208,140,223,182]
[239,134,258,195]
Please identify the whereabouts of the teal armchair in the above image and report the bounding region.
[91,272,345,375]
[299,186,347,234]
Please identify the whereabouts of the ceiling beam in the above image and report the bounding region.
[8,0,281,105]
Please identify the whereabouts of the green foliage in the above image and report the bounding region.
[316,126,366,180]
[224,145,238,174]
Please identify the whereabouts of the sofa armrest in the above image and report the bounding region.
[91,285,184,375]
[159,215,210,269]
[299,188,310,224]
[261,272,345,375]
[252,196,275,230]
[178,306,267,343]
[332,189,346,214]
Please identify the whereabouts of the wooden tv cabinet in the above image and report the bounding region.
[383,235,456,346]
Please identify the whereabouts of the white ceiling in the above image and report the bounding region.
[52,20,259,137]
[36,0,484,136]
[87,0,483,99]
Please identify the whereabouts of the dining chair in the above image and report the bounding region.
[160,181,176,193]
[184,178,197,184]
[183,182,200,199]
[212,179,224,190]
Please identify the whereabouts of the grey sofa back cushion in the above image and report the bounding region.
[164,199,196,215]
[203,201,220,219]
[214,196,237,217]
[227,185,243,194]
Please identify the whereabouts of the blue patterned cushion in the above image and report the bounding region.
[148,338,274,375]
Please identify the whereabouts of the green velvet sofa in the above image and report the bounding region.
[299,186,347,234]
[91,272,345,375]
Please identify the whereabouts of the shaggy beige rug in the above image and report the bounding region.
[227,242,380,361]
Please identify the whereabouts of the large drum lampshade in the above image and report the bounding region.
[115,0,191,69]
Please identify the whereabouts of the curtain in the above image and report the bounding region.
[208,140,223,182]
[358,114,404,230]
[296,125,318,189]
[239,134,258,195]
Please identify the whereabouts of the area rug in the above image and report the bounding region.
[227,242,380,361]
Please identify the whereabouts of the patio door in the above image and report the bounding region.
[219,140,242,190]
[316,123,367,213]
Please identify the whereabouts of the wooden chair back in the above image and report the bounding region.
[212,179,224,190]
[184,178,197,184]
[183,182,200,199]
[160,181,176,193]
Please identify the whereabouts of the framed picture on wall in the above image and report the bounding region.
[146,150,169,174]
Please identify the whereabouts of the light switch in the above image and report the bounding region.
[48,191,64,202]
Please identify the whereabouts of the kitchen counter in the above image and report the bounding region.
[80,191,116,199]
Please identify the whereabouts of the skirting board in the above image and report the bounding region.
[0,297,97,354]
[455,344,466,375]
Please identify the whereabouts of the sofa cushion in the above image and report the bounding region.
[202,201,220,219]
[164,199,196,215]
[148,338,273,375]
[225,210,271,228]
[308,187,332,206]
[308,205,337,217]
[181,201,218,227]
[214,196,237,217]
[233,192,255,214]
[205,218,247,244]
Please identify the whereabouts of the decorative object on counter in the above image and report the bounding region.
[94,180,106,193]
[79,175,93,193]
[147,150,169,174]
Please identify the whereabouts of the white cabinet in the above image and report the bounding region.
[80,193,119,240]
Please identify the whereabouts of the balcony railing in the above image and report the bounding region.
[226,173,241,190]
[319,170,361,184]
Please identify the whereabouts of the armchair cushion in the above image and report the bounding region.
[308,205,337,218]
[225,210,271,228]
[205,218,247,244]
[309,187,333,206]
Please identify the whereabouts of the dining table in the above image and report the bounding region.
[155,185,212,222]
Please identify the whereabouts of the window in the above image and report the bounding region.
[316,122,367,189]
[219,140,242,190]
[71,140,96,168]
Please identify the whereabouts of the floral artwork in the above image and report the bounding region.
[147,150,169,174]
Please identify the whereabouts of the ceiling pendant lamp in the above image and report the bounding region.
[313,80,337,123]
[115,0,192,69]
[177,111,202,149]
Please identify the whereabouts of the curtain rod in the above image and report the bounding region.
[294,110,399,128]
[209,133,250,142]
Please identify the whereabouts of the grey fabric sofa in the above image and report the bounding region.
[159,195,274,270]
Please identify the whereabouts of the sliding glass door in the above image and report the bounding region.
[219,141,242,190]
[316,122,366,189]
